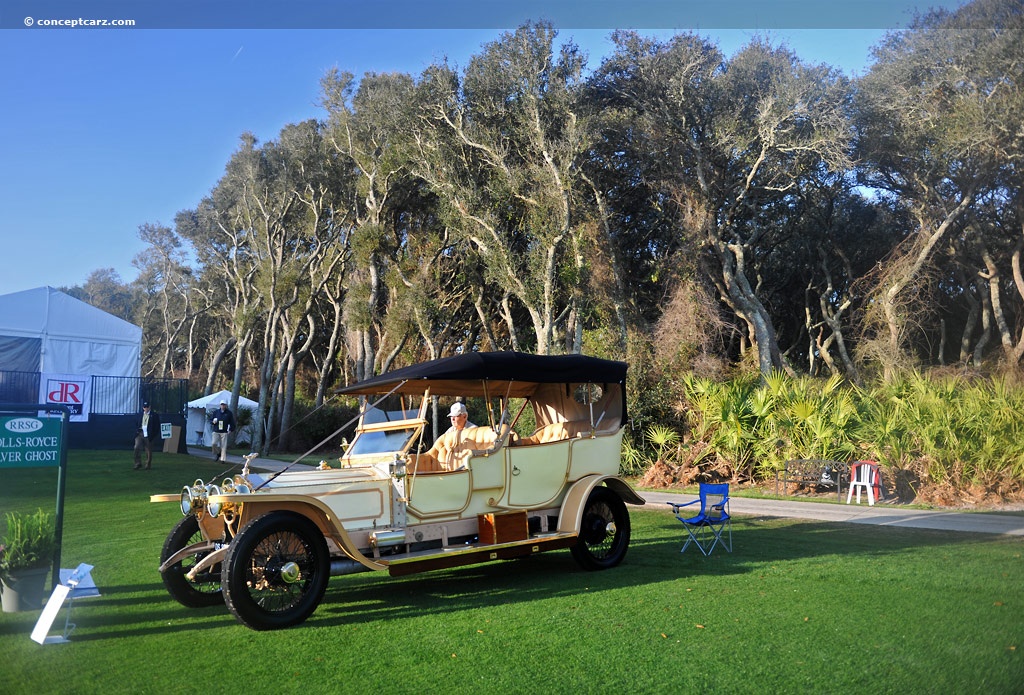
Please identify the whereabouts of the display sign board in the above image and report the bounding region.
[0,415,62,467]
[0,404,69,592]
[31,563,100,645]
[40,373,91,422]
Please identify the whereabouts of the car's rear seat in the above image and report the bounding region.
[518,420,593,446]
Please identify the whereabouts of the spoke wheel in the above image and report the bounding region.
[160,515,224,608]
[223,512,329,630]
[570,486,630,571]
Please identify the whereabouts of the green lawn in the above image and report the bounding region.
[2,452,1022,694]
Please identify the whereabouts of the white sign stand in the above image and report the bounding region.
[31,563,99,645]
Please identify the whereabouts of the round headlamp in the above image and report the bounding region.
[206,484,222,517]
[180,485,196,515]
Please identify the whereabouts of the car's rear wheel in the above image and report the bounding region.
[160,515,224,608]
[570,486,630,570]
[222,511,329,630]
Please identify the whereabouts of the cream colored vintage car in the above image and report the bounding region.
[152,352,644,630]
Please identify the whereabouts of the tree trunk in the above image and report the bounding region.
[972,278,993,367]
[583,174,630,351]
[980,246,1017,365]
[314,333,341,405]
[958,267,981,364]
[716,240,783,376]
[878,193,975,375]
[205,336,237,396]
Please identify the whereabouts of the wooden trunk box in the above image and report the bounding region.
[478,511,529,544]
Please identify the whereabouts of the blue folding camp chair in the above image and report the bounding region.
[668,483,732,555]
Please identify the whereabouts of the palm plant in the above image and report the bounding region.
[619,436,647,477]
[645,424,680,463]
[677,366,1024,497]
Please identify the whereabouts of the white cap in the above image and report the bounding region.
[220,400,227,405]
[448,402,468,417]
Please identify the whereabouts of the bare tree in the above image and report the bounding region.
[412,22,594,354]
[591,33,854,376]
[855,0,1024,376]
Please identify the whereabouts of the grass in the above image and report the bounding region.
[2,451,1022,694]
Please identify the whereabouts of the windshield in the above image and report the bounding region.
[347,425,420,457]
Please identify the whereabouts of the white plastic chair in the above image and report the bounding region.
[846,461,879,506]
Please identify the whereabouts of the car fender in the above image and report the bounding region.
[557,475,645,534]
[211,494,387,571]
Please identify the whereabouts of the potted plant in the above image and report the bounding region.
[0,508,56,612]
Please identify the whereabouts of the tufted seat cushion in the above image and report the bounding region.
[518,420,593,446]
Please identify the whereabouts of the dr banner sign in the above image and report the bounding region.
[0,416,62,467]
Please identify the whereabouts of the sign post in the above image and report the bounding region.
[0,403,70,591]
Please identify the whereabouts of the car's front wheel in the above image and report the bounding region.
[570,486,631,570]
[160,515,224,608]
[222,511,329,630]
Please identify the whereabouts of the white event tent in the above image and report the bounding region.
[0,286,142,417]
[186,390,258,447]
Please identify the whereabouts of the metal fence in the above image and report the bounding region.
[91,375,189,415]
[0,370,39,405]
[0,371,188,416]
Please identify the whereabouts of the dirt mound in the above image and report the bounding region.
[637,445,736,489]
[912,480,1024,510]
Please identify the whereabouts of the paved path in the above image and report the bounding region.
[190,448,1024,537]
[643,491,1024,536]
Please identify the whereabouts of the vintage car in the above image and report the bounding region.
[152,351,645,630]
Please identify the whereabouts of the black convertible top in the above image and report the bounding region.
[337,351,627,398]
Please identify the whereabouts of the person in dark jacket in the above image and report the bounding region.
[133,402,162,470]
[210,400,235,461]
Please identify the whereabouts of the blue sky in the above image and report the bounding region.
[0,1,967,296]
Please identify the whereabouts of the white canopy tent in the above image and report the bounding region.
[0,287,141,375]
[186,390,258,447]
[0,287,142,417]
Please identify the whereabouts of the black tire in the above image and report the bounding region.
[160,515,224,608]
[222,511,330,630]
[570,486,631,571]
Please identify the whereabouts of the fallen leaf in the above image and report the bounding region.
[477,630,484,634]
[993,602,1003,606]
[804,617,810,622]
[696,624,705,629]
[451,654,457,658]
[661,633,667,639]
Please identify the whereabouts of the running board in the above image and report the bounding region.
[384,533,578,577]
